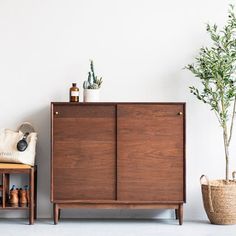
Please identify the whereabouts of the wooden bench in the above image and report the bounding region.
[0,163,37,224]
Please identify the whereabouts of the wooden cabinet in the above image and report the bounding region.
[51,103,186,225]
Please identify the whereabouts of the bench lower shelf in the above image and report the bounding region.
[0,206,28,210]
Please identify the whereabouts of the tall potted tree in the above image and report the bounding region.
[186,5,236,224]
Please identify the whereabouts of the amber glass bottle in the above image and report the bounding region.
[69,83,79,102]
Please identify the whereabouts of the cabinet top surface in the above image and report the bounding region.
[51,102,186,105]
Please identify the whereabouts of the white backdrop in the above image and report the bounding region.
[0,0,236,220]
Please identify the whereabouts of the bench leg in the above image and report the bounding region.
[34,167,37,219]
[29,168,34,225]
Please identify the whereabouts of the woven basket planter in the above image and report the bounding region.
[200,173,236,225]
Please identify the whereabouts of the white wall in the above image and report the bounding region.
[0,0,236,220]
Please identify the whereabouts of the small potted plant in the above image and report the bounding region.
[186,5,236,224]
[83,60,103,102]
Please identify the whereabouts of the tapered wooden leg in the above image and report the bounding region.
[178,204,183,225]
[34,167,37,219]
[175,209,179,219]
[29,168,34,225]
[54,203,59,225]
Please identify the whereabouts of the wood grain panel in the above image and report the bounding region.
[53,105,115,118]
[117,104,184,201]
[52,105,116,201]
[53,118,114,141]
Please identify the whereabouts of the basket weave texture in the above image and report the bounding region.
[201,174,236,225]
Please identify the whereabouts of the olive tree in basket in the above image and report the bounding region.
[186,5,236,180]
[186,5,236,224]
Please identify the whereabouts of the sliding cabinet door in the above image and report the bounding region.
[117,104,185,202]
[52,104,116,201]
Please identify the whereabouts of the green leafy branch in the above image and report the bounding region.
[186,5,236,180]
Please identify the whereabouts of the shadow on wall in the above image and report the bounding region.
[60,209,175,220]
[156,72,186,101]
[21,106,52,218]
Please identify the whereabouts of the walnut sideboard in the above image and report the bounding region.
[51,102,186,224]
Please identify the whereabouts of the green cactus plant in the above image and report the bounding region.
[83,60,103,89]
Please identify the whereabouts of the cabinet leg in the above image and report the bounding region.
[175,209,179,219]
[29,168,34,225]
[178,204,183,225]
[54,203,59,225]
